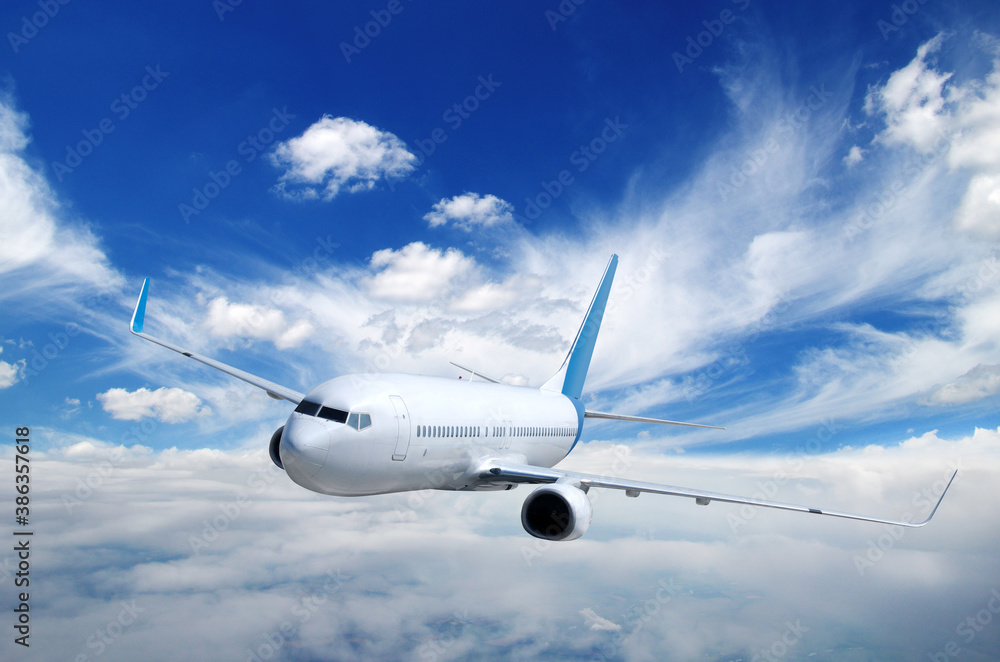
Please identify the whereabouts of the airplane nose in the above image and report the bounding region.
[280,417,331,478]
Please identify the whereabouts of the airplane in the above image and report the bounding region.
[128,255,956,540]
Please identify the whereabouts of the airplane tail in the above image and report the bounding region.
[541,254,618,401]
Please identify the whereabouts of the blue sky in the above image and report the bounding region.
[2,1,1000,660]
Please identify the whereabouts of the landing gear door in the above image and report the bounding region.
[389,395,411,461]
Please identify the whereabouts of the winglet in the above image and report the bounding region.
[542,255,618,400]
[130,277,150,334]
[913,468,958,526]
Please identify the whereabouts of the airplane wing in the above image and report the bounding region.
[481,462,957,528]
[129,278,305,404]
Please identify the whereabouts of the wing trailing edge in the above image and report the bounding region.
[482,462,957,528]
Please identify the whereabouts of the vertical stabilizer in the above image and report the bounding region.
[541,255,618,400]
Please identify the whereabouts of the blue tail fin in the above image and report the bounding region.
[541,255,618,400]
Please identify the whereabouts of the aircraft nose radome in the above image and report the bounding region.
[280,417,331,478]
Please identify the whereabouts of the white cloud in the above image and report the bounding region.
[423,192,514,230]
[0,346,21,388]
[4,427,995,661]
[270,116,416,200]
[97,386,209,423]
[844,144,865,166]
[865,34,1000,239]
[954,171,1000,237]
[925,363,1000,405]
[365,242,475,302]
[0,94,120,299]
[580,607,622,632]
[205,297,314,349]
[865,34,952,151]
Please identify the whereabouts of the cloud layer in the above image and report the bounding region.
[2,427,995,661]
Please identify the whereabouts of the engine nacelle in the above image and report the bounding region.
[269,426,284,469]
[521,483,593,541]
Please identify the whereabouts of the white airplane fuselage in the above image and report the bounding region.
[280,373,582,496]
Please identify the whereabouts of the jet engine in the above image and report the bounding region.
[269,426,284,469]
[520,483,593,541]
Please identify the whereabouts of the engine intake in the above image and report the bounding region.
[521,483,592,541]
[269,426,284,469]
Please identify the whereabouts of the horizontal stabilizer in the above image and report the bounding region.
[450,361,502,384]
[585,410,725,430]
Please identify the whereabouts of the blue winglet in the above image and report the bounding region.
[130,278,150,334]
[542,255,618,401]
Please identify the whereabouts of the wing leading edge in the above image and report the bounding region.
[482,462,957,528]
[129,278,305,404]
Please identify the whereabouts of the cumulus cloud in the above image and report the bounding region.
[205,297,314,349]
[270,116,416,200]
[365,242,475,302]
[864,34,952,151]
[865,34,1000,238]
[97,386,209,423]
[423,192,514,230]
[843,144,864,166]
[925,363,1000,405]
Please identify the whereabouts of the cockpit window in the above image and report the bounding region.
[346,412,372,430]
[317,406,348,424]
[294,400,321,416]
